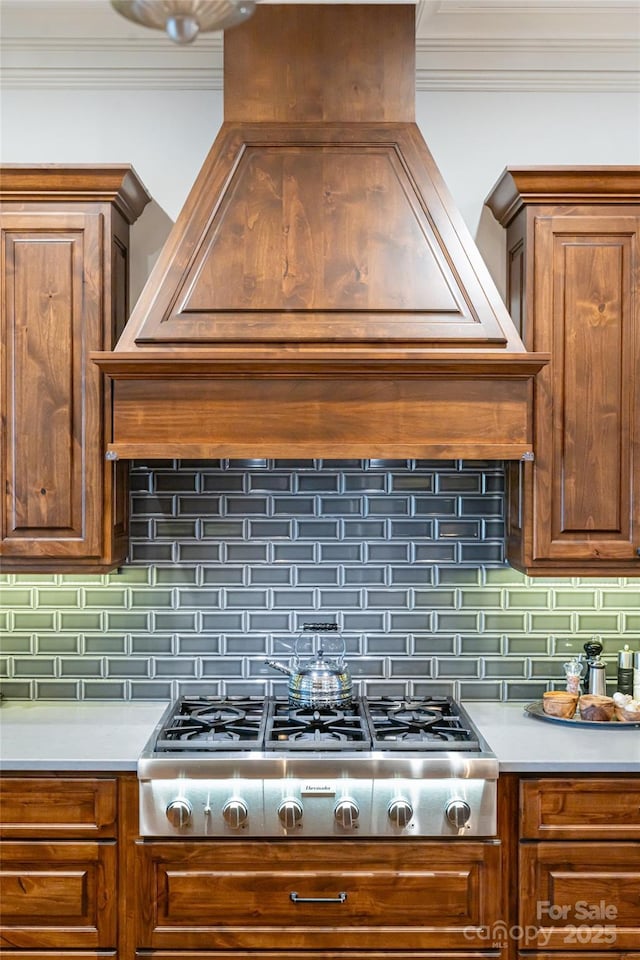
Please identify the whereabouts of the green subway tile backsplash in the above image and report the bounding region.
[1,459,639,702]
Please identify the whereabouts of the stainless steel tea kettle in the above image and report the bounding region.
[264,625,352,709]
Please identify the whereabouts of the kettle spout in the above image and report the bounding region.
[264,658,294,677]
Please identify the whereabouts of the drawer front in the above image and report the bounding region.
[520,842,640,950]
[0,777,117,838]
[520,778,640,840]
[138,840,502,950]
[518,954,640,959]
[138,953,502,959]
[0,954,116,959]
[0,841,117,949]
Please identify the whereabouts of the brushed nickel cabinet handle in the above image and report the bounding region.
[290,891,347,904]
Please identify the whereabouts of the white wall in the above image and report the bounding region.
[416,89,640,287]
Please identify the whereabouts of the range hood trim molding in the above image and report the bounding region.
[93,349,548,379]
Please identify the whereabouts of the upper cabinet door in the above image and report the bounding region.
[533,213,639,563]
[0,164,150,571]
[1,211,103,560]
[486,168,640,576]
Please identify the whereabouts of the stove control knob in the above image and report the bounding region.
[446,799,471,829]
[334,799,359,830]
[166,798,192,829]
[223,798,248,829]
[388,798,413,828]
[278,798,303,830]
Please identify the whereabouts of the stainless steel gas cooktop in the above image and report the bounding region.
[138,696,498,840]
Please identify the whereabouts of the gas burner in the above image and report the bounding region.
[365,696,479,751]
[151,695,479,753]
[155,696,268,751]
[264,701,371,750]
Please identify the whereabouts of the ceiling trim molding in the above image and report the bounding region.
[416,69,639,92]
[1,35,638,93]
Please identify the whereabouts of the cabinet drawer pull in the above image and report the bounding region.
[290,891,347,904]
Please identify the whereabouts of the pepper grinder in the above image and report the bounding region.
[617,644,634,695]
[583,638,607,696]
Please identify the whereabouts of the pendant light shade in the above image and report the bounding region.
[111,1,257,44]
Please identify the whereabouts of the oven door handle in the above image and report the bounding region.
[290,891,347,904]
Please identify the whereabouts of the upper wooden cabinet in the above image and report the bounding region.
[486,168,640,576]
[0,165,150,571]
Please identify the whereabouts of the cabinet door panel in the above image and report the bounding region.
[520,778,640,840]
[1,212,102,559]
[532,215,639,562]
[0,776,117,839]
[520,842,640,950]
[137,839,502,950]
[0,841,116,949]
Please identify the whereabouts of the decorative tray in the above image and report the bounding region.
[525,701,640,728]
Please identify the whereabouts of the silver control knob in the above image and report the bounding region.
[334,798,359,830]
[388,798,413,828]
[166,798,192,829]
[446,799,471,829]
[222,798,248,829]
[278,798,303,830]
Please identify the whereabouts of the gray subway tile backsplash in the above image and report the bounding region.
[1,459,638,702]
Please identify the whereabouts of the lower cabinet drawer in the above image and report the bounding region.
[518,954,640,959]
[0,841,117,949]
[0,776,117,838]
[520,778,640,840]
[0,954,116,959]
[518,950,640,960]
[519,842,640,950]
[137,953,502,959]
[137,839,501,950]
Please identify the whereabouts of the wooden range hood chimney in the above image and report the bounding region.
[93,4,548,460]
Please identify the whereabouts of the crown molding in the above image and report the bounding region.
[2,34,637,92]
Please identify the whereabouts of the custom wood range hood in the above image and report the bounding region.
[93,4,549,461]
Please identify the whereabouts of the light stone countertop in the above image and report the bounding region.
[0,700,168,771]
[0,700,638,773]
[466,702,640,773]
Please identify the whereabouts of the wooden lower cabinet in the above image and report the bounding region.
[0,840,117,949]
[136,839,502,951]
[519,843,640,951]
[516,777,640,957]
[0,774,121,954]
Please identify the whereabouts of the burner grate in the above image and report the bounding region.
[365,696,480,751]
[154,696,268,751]
[264,701,372,750]
[151,695,480,753]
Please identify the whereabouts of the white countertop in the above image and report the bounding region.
[0,701,168,771]
[466,702,640,773]
[0,700,638,773]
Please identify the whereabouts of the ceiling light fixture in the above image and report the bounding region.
[111,0,257,45]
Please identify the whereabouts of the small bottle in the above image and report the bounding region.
[634,651,640,701]
[617,644,634,695]
[563,658,582,695]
